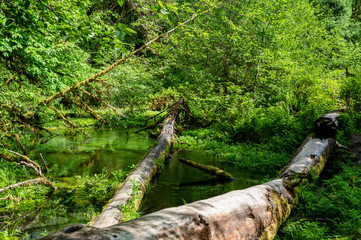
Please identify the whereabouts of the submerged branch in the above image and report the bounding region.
[179,158,236,181]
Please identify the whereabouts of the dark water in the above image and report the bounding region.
[140,149,264,215]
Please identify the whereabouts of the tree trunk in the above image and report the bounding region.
[90,97,184,228]
[179,158,236,181]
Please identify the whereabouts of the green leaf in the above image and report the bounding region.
[124,27,137,35]
[61,35,72,41]
[158,1,164,8]
[38,21,45,27]
[117,0,125,7]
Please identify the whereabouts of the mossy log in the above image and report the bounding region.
[90,97,185,228]
[41,135,336,240]
[280,135,336,188]
[179,158,236,181]
[40,179,295,240]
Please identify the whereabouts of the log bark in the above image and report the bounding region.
[279,135,335,188]
[90,97,185,228]
[40,179,295,240]
[179,158,236,181]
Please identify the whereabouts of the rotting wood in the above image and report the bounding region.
[40,179,295,240]
[179,158,236,181]
[40,110,340,240]
[41,132,336,240]
[314,110,342,138]
[279,135,336,188]
[90,97,185,228]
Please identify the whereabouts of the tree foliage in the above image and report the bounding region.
[1,0,361,238]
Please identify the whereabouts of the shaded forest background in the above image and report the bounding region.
[1,0,361,239]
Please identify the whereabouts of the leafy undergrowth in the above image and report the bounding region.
[0,162,134,239]
[276,114,361,240]
[276,163,361,239]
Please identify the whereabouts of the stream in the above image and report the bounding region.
[140,149,264,215]
[27,129,263,239]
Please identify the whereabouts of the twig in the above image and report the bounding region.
[0,73,16,88]
[40,153,48,173]
[0,195,18,201]
[145,103,175,122]
[19,161,42,177]
[135,116,166,133]
[77,87,127,117]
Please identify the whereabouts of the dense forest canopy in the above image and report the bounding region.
[1,0,361,239]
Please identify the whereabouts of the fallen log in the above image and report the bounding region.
[40,179,295,240]
[179,158,236,181]
[280,135,336,187]
[41,111,339,239]
[90,97,185,228]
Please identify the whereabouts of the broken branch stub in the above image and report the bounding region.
[314,111,341,138]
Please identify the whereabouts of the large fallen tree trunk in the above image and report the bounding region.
[90,97,185,228]
[41,111,340,240]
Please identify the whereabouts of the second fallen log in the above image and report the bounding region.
[179,158,236,181]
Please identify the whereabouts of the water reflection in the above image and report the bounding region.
[140,149,264,215]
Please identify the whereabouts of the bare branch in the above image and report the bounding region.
[47,105,92,138]
[0,178,53,194]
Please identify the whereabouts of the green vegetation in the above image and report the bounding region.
[1,0,361,238]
